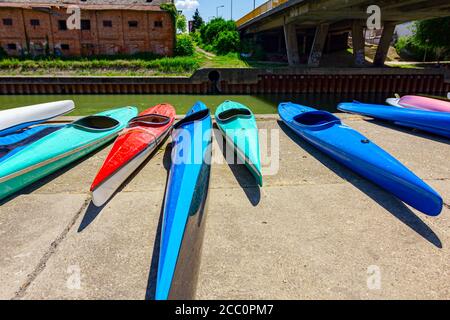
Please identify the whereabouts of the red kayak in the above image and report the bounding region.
[90,104,176,206]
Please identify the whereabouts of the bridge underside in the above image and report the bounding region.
[238,0,450,66]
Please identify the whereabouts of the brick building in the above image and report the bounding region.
[0,0,175,57]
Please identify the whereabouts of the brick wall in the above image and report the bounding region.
[0,7,175,56]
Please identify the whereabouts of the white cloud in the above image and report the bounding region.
[175,0,199,10]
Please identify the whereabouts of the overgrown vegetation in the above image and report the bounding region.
[175,34,195,56]
[198,18,241,55]
[395,18,450,62]
[0,54,200,75]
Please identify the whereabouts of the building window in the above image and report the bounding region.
[128,21,138,28]
[30,19,40,26]
[154,21,163,28]
[3,18,13,26]
[58,20,68,30]
[61,44,70,50]
[103,20,112,27]
[7,43,17,50]
[81,19,91,30]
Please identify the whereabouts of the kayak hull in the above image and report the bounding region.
[0,100,74,136]
[279,102,443,216]
[156,102,212,300]
[91,104,175,206]
[338,101,450,138]
[215,101,263,186]
[0,107,137,201]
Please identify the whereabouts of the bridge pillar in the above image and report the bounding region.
[284,22,300,65]
[308,23,330,67]
[373,22,396,67]
[351,20,366,67]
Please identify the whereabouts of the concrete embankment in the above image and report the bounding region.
[0,115,449,299]
[0,67,449,95]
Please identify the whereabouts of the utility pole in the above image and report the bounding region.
[254,0,256,9]
[231,0,233,20]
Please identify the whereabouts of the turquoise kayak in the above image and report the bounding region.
[0,107,137,201]
[0,125,63,163]
[215,101,263,186]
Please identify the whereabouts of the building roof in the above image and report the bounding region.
[0,0,173,11]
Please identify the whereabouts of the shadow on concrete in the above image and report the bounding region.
[213,124,261,206]
[145,143,172,300]
[78,135,172,232]
[365,119,450,146]
[278,120,442,248]
[0,142,110,207]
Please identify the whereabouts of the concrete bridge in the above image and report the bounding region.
[237,0,450,66]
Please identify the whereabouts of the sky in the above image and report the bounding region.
[175,0,268,22]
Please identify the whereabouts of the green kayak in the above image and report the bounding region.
[0,107,137,201]
[215,101,263,186]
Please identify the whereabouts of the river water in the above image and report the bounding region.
[0,93,391,115]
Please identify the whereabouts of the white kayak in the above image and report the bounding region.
[0,100,75,136]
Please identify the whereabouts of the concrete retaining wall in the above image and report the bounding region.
[0,67,449,95]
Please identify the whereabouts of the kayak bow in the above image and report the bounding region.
[0,107,137,201]
[215,101,263,186]
[0,100,74,136]
[156,101,212,300]
[279,102,443,216]
[90,104,176,206]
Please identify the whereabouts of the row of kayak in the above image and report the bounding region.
[0,100,258,300]
[0,94,448,300]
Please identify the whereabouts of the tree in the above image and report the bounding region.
[200,18,237,46]
[176,14,187,34]
[192,9,204,32]
[413,17,450,62]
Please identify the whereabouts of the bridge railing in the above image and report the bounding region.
[236,0,289,27]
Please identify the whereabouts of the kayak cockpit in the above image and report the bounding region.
[293,111,341,130]
[71,116,120,131]
[174,109,210,129]
[128,114,171,128]
[216,108,252,122]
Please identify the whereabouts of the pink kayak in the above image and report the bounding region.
[386,95,450,113]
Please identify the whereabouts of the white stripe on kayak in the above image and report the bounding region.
[0,131,118,184]
[91,126,172,206]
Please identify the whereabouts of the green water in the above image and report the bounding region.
[0,93,389,115]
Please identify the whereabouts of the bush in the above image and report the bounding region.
[213,31,241,55]
[175,34,195,56]
[395,36,432,61]
[189,31,201,45]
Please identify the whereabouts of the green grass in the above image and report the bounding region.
[0,55,200,76]
[0,47,289,76]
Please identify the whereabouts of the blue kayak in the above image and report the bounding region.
[0,125,63,163]
[338,101,450,138]
[156,101,212,300]
[279,102,443,216]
